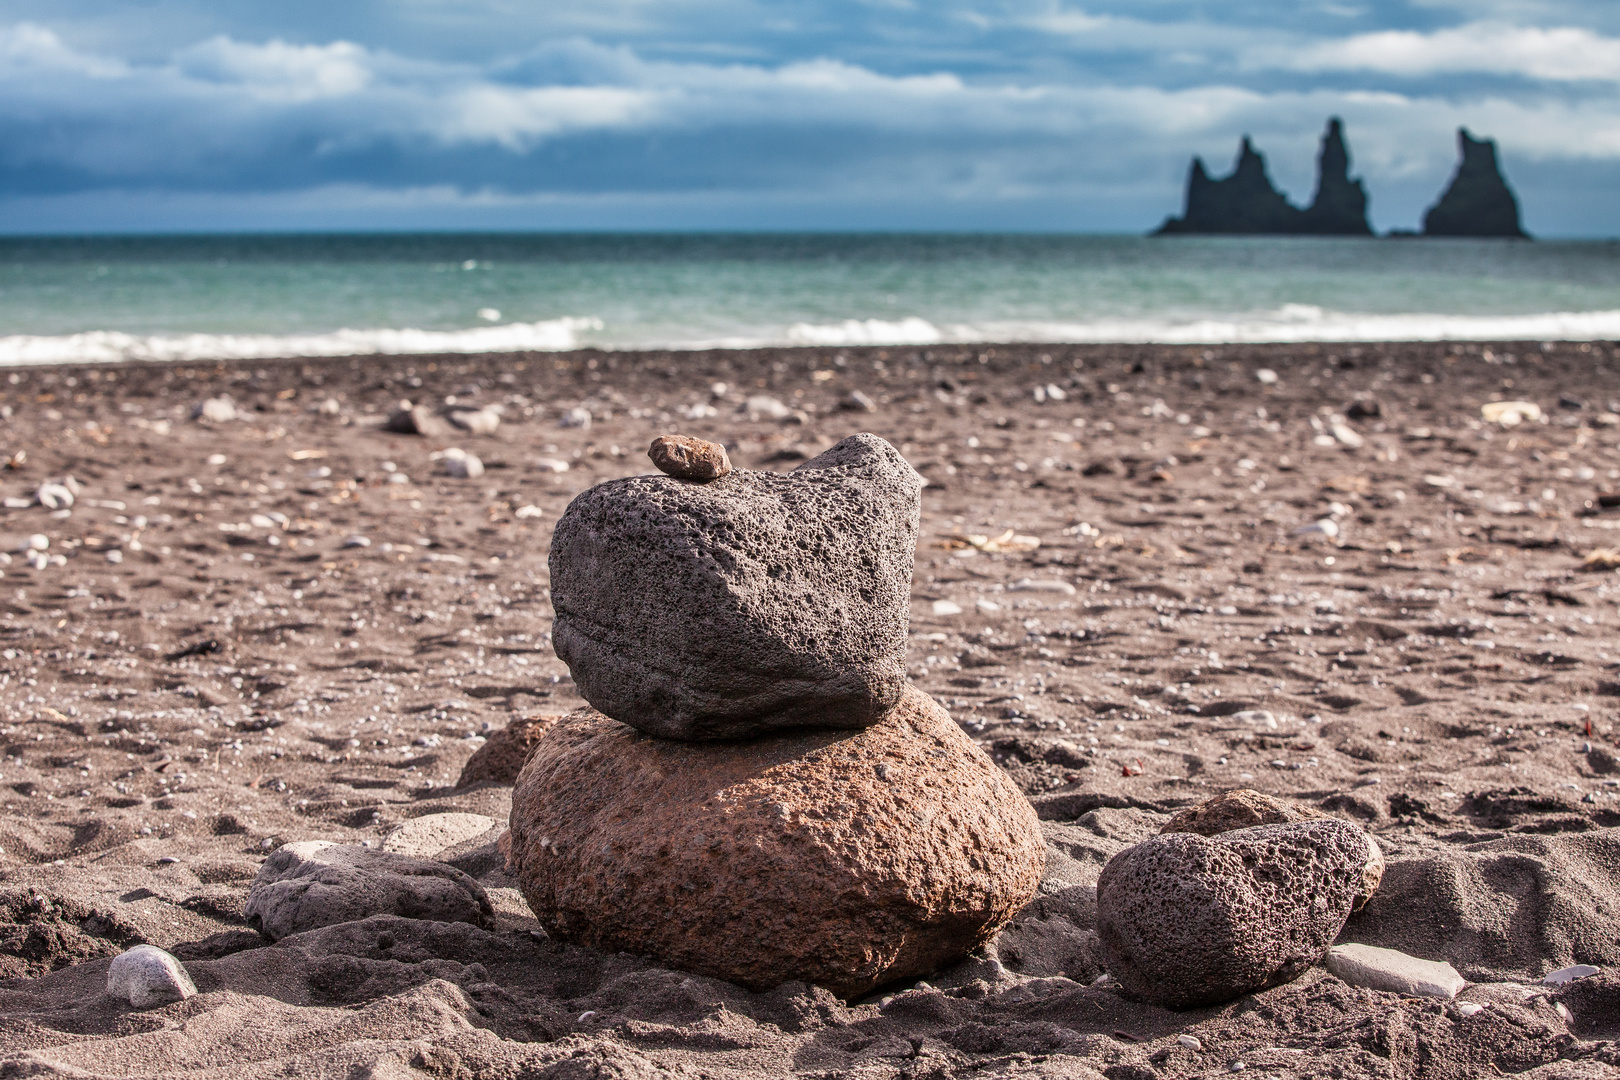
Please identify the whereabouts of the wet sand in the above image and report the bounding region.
[1,340,1618,1078]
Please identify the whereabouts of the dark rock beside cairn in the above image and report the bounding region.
[1096,819,1383,1008]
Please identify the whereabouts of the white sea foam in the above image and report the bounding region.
[0,317,603,366]
[5,306,1620,364]
[777,306,1620,348]
[785,317,946,346]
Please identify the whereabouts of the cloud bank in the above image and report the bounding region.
[0,3,1615,234]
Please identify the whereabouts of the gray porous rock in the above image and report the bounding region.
[549,432,923,740]
[244,841,495,940]
[106,944,197,1009]
[1096,818,1380,1008]
[507,685,1045,998]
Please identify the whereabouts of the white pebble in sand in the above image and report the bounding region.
[1543,964,1600,985]
[107,945,196,1009]
[1326,943,1466,999]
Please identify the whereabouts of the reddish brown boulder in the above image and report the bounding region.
[507,686,1044,998]
[648,434,732,481]
[1161,788,1326,837]
[456,714,561,787]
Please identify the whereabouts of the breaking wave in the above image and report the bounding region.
[777,306,1620,348]
[0,317,603,366]
[4,306,1620,364]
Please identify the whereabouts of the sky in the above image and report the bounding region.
[0,1,1616,235]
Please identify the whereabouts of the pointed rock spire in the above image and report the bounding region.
[1154,136,1303,235]
[1422,128,1529,238]
[1299,118,1372,235]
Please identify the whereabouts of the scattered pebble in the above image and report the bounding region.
[1326,943,1467,999]
[192,397,236,423]
[446,405,501,436]
[535,457,571,473]
[1454,1001,1486,1017]
[438,448,485,479]
[931,600,963,616]
[1543,964,1600,985]
[842,390,877,412]
[1482,400,1542,426]
[648,434,732,482]
[744,395,792,421]
[34,481,74,510]
[558,407,592,429]
[1177,1034,1203,1051]
[1255,369,1278,385]
[1008,578,1076,595]
[515,505,544,519]
[106,945,196,1009]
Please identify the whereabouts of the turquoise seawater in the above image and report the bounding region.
[0,233,1617,363]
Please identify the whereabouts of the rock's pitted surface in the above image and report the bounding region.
[1096,819,1380,1008]
[107,945,197,1008]
[1161,789,1384,909]
[457,714,562,787]
[1161,788,1326,837]
[245,841,494,940]
[507,686,1045,998]
[1423,128,1529,239]
[649,434,732,481]
[549,433,923,739]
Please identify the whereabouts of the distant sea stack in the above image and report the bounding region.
[1155,118,1371,236]
[1422,127,1529,239]
[1298,119,1373,235]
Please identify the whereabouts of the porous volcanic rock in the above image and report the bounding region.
[648,434,732,481]
[548,432,922,740]
[245,841,495,941]
[507,685,1045,998]
[1096,819,1380,1008]
[1161,788,1328,837]
[456,714,562,787]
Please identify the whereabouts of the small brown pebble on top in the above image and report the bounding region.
[649,434,732,481]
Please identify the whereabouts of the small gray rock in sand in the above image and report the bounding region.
[107,944,196,1008]
[384,402,453,438]
[1097,819,1380,1008]
[1326,943,1467,999]
[245,841,494,940]
[549,432,922,740]
[439,448,484,479]
[648,434,732,481]
[446,405,501,435]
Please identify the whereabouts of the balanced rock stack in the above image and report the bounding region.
[508,433,1045,997]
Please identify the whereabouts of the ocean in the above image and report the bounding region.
[0,233,1617,365]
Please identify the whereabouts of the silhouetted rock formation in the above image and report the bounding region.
[1422,128,1529,239]
[1156,137,1301,235]
[1156,118,1372,236]
[1299,119,1372,236]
